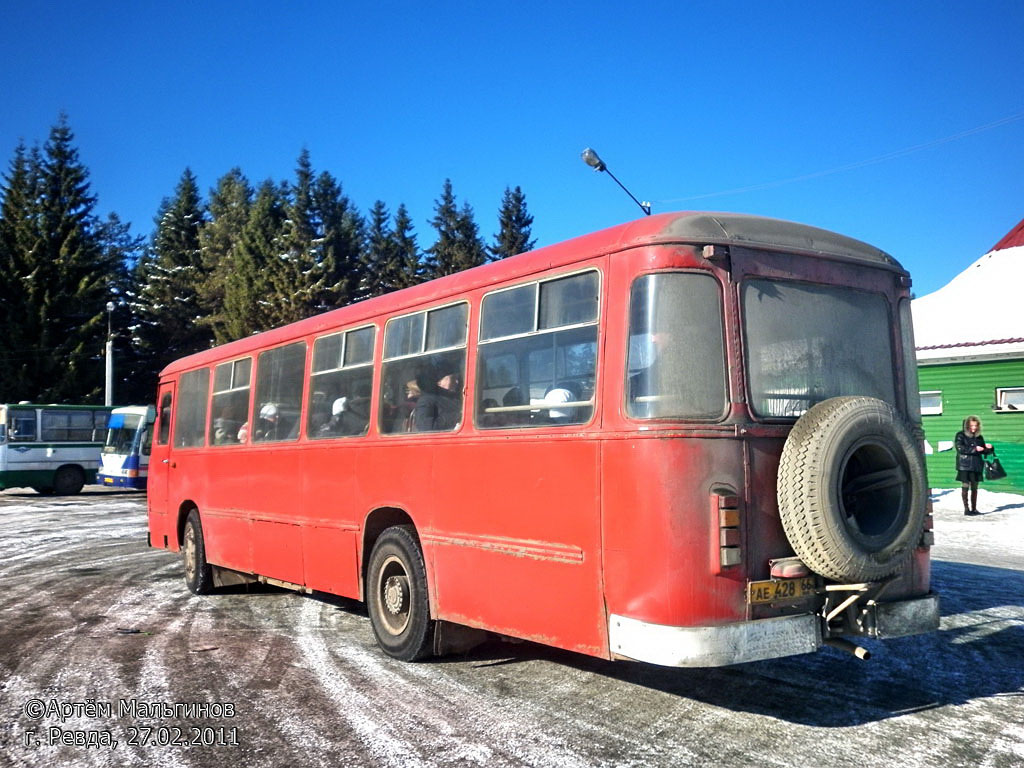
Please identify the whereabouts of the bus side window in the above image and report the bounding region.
[93,410,110,441]
[253,342,307,443]
[9,409,37,441]
[308,327,375,439]
[157,392,172,446]
[476,271,599,429]
[379,304,468,435]
[175,369,211,448]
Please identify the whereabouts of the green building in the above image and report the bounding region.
[912,217,1024,493]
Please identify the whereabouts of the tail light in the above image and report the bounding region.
[715,492,741,568]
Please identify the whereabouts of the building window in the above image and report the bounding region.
[919,391,942,416]
[995,387,1024,412]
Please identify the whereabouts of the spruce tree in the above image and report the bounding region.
[0,118,125,402]
[222,180,286,339]
[313,169,364,307]
[265,150,327,326]
[390,203,423,290]
[199,168,252,344]
[361,200,398,299]
[360,202,422,296]
[131,168,211,392]
[425,179,486,279]
[490,185,535,261]
[0,145,37,396]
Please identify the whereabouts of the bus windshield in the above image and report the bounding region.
[104,413,144,454]
[742,279,895,418]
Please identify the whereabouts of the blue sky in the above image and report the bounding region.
[2,1,1022,296]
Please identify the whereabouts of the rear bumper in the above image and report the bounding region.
[609,592,940,668]
[609,613,821,667]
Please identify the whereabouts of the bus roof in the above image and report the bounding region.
[161,211,904,378]
[0,403,112,410]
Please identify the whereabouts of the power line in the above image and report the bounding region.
[657,111,1024,204]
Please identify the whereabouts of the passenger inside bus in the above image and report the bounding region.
[412,370,462,432]
[542,382,580,423]
[318,384,372,437]
[213,406,243,445]
[254,403,284,441]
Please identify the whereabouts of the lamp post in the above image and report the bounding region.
[580,148,651,216]
[105,301,114,406]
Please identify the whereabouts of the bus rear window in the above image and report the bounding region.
[743,280,894,418]
[626,273,727,420]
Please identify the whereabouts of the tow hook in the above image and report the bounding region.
[819,578,895,659]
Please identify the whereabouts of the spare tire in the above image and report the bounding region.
[777,396,926,582]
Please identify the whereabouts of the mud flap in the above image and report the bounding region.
[433,620,488,656]
[868,593,940,639]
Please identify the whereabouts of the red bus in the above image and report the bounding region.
[148,211,938,666]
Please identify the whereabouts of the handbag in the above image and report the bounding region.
[984,449,1007,481]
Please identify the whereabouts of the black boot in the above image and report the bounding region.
[962,487,972,515]
[970,487,980,515]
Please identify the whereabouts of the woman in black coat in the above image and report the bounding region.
[955,415,993,516]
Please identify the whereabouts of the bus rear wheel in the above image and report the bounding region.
[53,466,85,495]
[367,526,434,661]
[182,510,214,595]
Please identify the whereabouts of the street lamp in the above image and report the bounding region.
[580,148,651,216]
[105,301,115,406]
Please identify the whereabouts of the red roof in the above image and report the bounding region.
[991,216,1024,252]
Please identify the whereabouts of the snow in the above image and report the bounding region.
[912,244,1024,361]
[928,487,1024,570]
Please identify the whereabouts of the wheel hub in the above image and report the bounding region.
[384,575,407,615]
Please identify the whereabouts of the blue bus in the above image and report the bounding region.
[98,406,154,489]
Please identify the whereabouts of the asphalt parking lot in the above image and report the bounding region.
[1,488,1022,767]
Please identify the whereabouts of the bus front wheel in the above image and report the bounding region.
[182,510,214,595]
[53,466,85,495]
[367,526,434,661]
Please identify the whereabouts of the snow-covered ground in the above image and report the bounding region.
[929,487,1024,570]
[0,488,1021,768]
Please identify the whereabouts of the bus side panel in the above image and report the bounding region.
[188,449,255,571]
[427,439,607,658]
[241,446,306,585]
[302,443,368,599]
[161,450,209,552]
[302,526,359,597]
[602,437,748,628]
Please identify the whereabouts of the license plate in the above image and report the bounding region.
[748,576,817,604]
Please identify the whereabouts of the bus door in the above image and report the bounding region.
[149,384,175,547]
